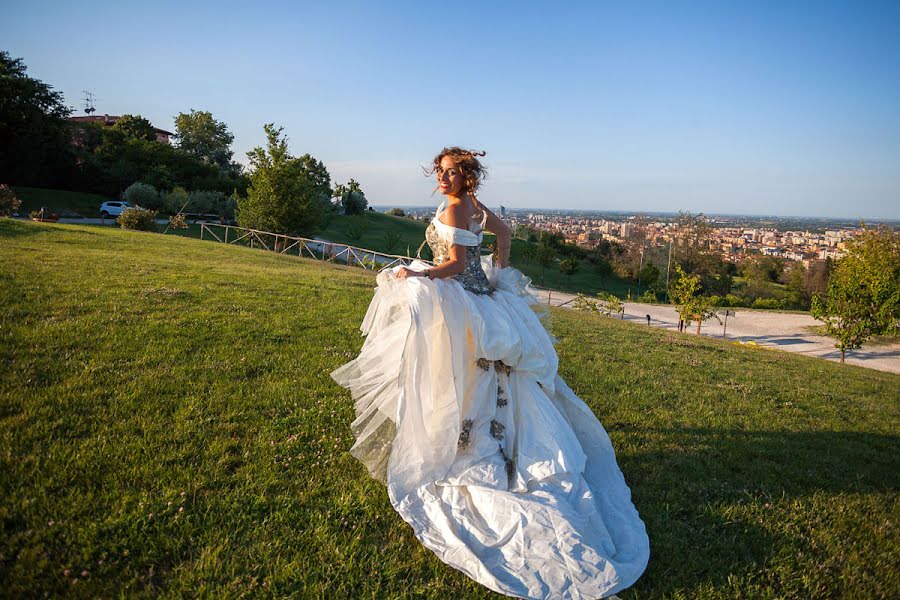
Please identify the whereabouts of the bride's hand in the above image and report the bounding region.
[395,267,425,279]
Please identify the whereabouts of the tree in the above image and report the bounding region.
[174,109,234,169]
[112,114,157,142]
[671,264,719,335]
[536,242,556,284]
[122,182,161,210]
[235,124,329,235]
[386,208,406,217]
[811,226,900,363]
[0,51,75,188]
[0,184,22,216]
[559,257,579,277]
[337,179,367,215]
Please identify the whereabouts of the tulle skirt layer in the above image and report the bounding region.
[331,261,649,599]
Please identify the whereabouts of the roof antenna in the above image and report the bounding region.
[82,90,97,115]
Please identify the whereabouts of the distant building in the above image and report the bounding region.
[69,114,174,144]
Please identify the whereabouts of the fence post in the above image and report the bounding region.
[200,224,205,241]
[224,226,228,244]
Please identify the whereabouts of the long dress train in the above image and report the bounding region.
[331,204,649,599]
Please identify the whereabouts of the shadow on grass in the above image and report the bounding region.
[615,426,899,594]
[0,218,52,239]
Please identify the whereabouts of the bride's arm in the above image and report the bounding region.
[475,202,511,268]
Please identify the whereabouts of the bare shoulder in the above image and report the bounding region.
[442,202,469,229]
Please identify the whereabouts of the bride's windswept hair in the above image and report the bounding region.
[424,147,488,196]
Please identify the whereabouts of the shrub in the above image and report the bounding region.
[640,290,658,303]
[752,297,785,310]
[168,213,188,229]
[386,208,405,217]
[0,184,22,216]
[118,207,158,232]
[122,182,161,210]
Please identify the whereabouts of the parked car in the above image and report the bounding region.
[99,201,131,218]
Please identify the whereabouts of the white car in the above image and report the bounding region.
[99,201,131,218]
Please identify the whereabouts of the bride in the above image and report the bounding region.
[332,148,649,599]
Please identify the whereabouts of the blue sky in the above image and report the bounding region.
[3,0,899,218]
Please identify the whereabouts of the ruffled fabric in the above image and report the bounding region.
[331,259,649,599]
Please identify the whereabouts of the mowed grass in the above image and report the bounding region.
[1,219,898,598]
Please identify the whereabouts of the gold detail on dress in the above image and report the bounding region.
[458,418,474,449]
[490,419,505,441]
[425,222,494,295]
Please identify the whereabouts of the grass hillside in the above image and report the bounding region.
[12,186,111,218]
[1,219,898,598]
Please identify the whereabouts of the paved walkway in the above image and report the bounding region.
[533,288,900,375]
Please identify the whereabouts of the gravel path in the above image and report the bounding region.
[534,288,900,375]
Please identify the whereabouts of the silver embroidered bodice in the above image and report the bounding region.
[425,208,495,296]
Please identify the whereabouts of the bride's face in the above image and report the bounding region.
[436,156,465,197]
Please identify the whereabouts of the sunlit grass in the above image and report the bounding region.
[1,219,897,598]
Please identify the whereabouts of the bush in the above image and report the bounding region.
[0,184,22,216]
[168,213,188,229]
[122,182,161,210]
[751,297,785,310]
[386,208,405,217]
[640,290,658,303]
[118,207,158,232]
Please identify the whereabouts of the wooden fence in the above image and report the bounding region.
[199,223,426,271]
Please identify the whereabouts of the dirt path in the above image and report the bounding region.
[533,288,900,375]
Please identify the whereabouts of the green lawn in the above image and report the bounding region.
[2,219,898,598]
[12,186,111,218]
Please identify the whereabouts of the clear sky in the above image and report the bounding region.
[3,0,899,219]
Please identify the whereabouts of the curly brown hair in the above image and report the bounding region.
[425,147,488,195]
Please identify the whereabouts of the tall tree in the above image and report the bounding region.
[112,114,157,142]
[174,109,234,169]
[811,226,900,362]
[0,51,74,187]
[236,124,328,235]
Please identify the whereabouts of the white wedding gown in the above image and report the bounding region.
[331,204,649,599]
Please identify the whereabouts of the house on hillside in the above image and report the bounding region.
[69,115,174,144]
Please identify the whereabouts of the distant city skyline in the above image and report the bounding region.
[3,0,899,219]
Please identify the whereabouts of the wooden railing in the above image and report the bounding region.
[199,223,428,271]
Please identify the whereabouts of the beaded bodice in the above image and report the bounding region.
[425,209,495,296]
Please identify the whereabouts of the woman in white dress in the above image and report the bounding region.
[332,148,649,599]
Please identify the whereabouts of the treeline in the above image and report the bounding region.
[1,51,364,235]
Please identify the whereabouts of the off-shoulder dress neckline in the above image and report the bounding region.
[433,201,484,234]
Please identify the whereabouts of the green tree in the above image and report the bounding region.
[236,124,329,235]
[337,179,367,215]
[536,242,556,284]
[671,264,719,335]
[0,51,75,188]
[593,257,613,286]
[559,257,579,277]
[0,184,22,216]
[112,114,157,142]
[174,109,234,169]
[122,182,161,211]
[811,226,900,363]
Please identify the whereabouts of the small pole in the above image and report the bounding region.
[200,224,204,241]
[664,239,673,304]
[224,226,228,244]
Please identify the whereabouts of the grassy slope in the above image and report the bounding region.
[320,211,634,296]
[12,186,111,218]
[1,219,898,598]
